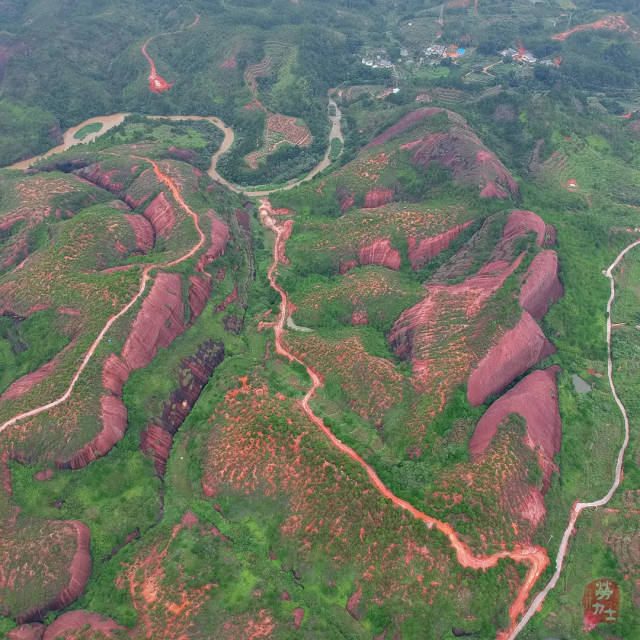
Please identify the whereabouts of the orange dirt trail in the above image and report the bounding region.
[259,199,549,639]
[0,157,206,436]
[141,12,200,93]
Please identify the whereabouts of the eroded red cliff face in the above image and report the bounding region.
[358,238,401,270]
[363,189,394,208]
[502,210,556,247]
[188,275,212,325]
[467,312,556,406]
[407,221,472,270]
[142,192,175,239]
[101,354,130,396]
[140,341,224,475]
[59,395,127,469]
[197,213,230,272]
[124,213,154,253]
[76,164,124,195]
[122,272,185,370]
[519,250,563,320]
[470,366,562,487]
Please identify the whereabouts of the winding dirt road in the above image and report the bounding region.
[259,199,549,639]
[0,158,207,437]
[507,238,640,639]
[142,11,200,93]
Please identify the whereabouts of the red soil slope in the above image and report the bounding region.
[467,312,556,407]
[469,366,562,487]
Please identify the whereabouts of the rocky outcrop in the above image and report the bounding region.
[16,521,91,624]
[364,107,518,199]
[502,210,556,247]
[124,213,154,253]
[363,189,393,208]
[140,340,224,475]
[58,395,127,469]
[76,164,124,195]
[101,354,130,396]
[470,366,562,487]
[346,585,364,620]
[467,312,556,406]
[358,239,401,270]
[142,192,175,239]
[188,275,212,325]
[41,611,124,640]
[407,221,472,270]
[519,250,563,320]
[197,213,230,272]
[122,272,185,370]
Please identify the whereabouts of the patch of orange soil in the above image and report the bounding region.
[284,334,404,421]
[116,518,217,639]
[553,15,638,41]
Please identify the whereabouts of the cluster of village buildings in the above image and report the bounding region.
[362,43,558,71]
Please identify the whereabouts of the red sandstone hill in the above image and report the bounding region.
[469,366,562,488]
[326,107,519,211]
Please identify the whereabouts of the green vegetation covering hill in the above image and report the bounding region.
[1,1,640,639]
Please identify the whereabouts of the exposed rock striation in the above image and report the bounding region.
[142,192,175,239]
[407,221,472,270]
[363,189,394,208]
[124,213,154,253]
[140,340,224,475]
[467,312,556,406]
[122,272,185,370]
[519,250,563,320]
[197,213,230,272]
[358,239,401,271]
[502,210,556,247]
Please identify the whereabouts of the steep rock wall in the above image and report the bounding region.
[407,221,472,270]
[519,250,563,320]
[358,238,401,270]
[122,272,185,370]
[470,366,562,487]
[142,192,175,239]
[467,312,556,406]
